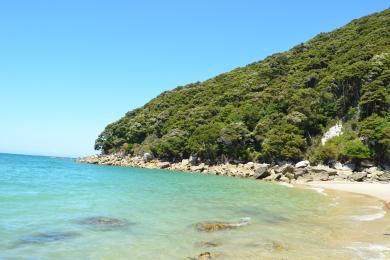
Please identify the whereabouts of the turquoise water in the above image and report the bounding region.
[0,153,389,259]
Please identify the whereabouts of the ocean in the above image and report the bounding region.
[0,153,389,259]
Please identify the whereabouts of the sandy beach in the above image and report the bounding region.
[305,181,390,207]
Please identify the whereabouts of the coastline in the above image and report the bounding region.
[304,181,390,206]
[77,154,390,208]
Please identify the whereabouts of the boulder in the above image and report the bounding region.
[293,168,307,178]
[295,160,310,168]
[275,164,294,174]
[333,162,356,171]
[378,172,390,182]
[191,164,205,172]
[308,165,337,176]
[349,172,367,182]
[158,162,171,169]
[142,153,153,162]
[253,165,270,179]
[181,159,190,166]
[309,172,329,181]
[189,156,198,165]
[361,160,375,168]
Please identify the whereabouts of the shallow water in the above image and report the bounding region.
[0,153,389,259]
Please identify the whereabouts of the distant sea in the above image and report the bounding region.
[0,153,389,259]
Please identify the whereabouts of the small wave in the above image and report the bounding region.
[278,182,294,188]
[345,243,390,260]
[309,187,328,196]
[351,211,386,221]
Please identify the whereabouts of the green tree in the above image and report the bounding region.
[188,122,224,161]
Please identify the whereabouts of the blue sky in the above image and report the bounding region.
[0,1,388,157]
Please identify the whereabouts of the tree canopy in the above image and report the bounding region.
[95,8,390,164]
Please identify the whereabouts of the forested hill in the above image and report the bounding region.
[95,8,390,165]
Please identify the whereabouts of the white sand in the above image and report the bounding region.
[305,181,390,203]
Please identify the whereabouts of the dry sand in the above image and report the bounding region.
[305,181,390,207]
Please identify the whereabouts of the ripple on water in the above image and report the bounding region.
[345,243,390,260]
[350,210,386,221]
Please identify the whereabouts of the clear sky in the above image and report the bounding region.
[0,1,388,157]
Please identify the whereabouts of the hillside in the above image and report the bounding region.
[95,8,390,165]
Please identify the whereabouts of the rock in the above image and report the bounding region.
[309,172,329,181]
[181,159,190,166]
[275,164,294,174]
[195,218,250,232]
[295,160,310,168]
[245,162,255,169]
[308,165,337,176]
[189,156,198,165]
[253,165,270,179]
[321,121,343,145]
[361,160,375,168]
[142,153,153,162]
[191,164,205,172]
[293,168,307,178]
[279,176,290,182]
[195,241,220,248]
[158,162,171,169]
[378,172,390,182]
[333,162,356,171]
[349,172,367,182]
[78,216,132,231]
[197,252,212,260]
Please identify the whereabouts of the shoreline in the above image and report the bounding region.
[303,181,390,207]
[77,154,390,208]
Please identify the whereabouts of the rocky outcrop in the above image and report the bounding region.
[77,155,390,184]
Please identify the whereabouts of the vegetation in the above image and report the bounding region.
[95,9,390,165]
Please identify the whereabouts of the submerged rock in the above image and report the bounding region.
[17,231,80,246]
[195,218,250,232]
[78,216,133,231]
[197,252,212,260]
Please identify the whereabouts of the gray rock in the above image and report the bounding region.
[308,165,337,176]
[253,165,270,179]
[309,172,329,181]
[295,160,310,168]
[349,172,367,182]
[378,172,390,182]
[142,153,153,162]
[333,162,356,171]
[293,168,307,178]
[275,164,294,174]
[361,160,375,168]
